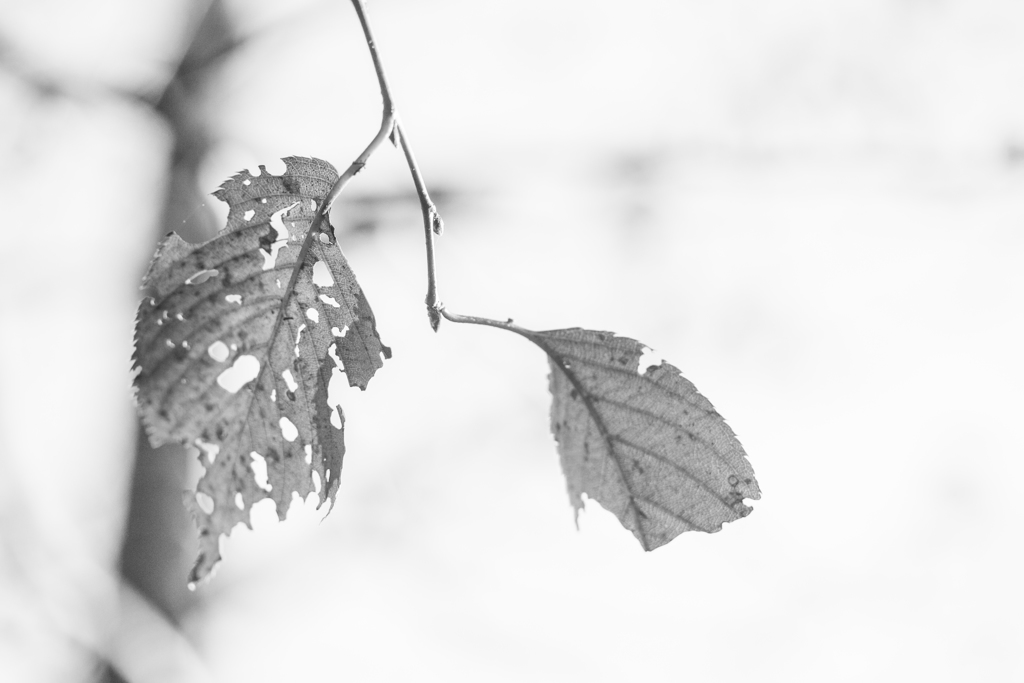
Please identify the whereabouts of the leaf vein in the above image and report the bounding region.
[610,434,737,512]
[586,394,735,471]
[631,496,705,532]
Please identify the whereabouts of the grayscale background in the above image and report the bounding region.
[1,0,1022,681]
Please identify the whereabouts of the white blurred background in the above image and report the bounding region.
[1,0,1022,681]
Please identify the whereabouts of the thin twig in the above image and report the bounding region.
[395,121,443,329]
[261,0,400,417]
[309,0,397,242]
[345,1,500,333]
[347,0,445,330]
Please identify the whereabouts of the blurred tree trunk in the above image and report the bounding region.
[109,1,236,679]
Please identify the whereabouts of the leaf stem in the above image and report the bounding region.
[394,122,443,330]
[349,0,394,114]
[346,0,445,330]
[439,307,535,340]
[317,0,397,217]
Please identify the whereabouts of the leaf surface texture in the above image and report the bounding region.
[529,328,759,549]
[132,157,390,583]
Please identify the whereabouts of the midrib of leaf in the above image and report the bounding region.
[238,206,327,429]
[524,333,653,550]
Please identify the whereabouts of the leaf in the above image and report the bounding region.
[132,156,390,584]
[525,327,759,550]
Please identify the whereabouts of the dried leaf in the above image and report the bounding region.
[527,328,759,549]
[132,157,390,584]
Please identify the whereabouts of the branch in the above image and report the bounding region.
[395,121,444,330]
[346,0,445,330]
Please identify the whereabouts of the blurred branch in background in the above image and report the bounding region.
[111,1,237,680]
[117,0,236,624]
[0,0,254,680]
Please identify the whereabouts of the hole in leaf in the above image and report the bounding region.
[195,491,214,514]
[326,355,346,431]
[225,294,242,305]
[249,498,279,529]
[207,341,229,362]
[637,346,663,375]
[165,339,175,348]
[216,354,260,392]
[243,209,255,221]
[281,369,299,393]
[327,368,346,404]
[250,451,272,491]
[279,416,298,442]
[332,326,348,337]
[306,308,319,323]
[327,341,344,370]
[263,158,287,175]
[185,269,219,285]
[304,444,312,464]
[312,469,322,495]
[270,389,277,402]
[271,203,295,240]
[312,260,334,287]
[195,438,220,464]
[319,294,340,308]
[261,202,299,270]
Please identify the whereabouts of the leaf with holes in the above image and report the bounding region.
[132,156,390,584]
[525,327,759,549]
